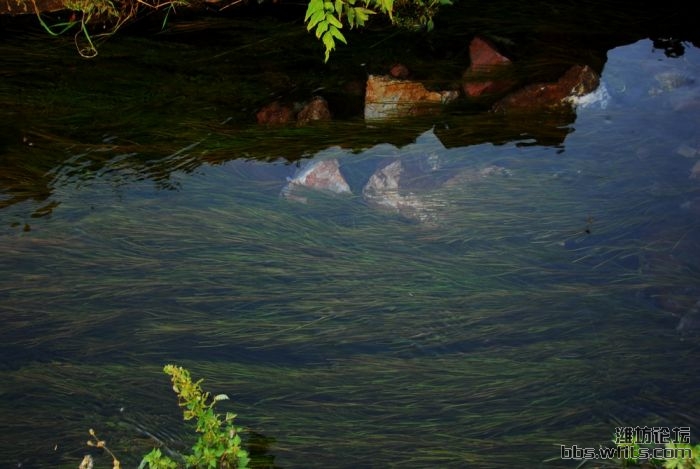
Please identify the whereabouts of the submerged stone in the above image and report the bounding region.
[362,160,441,223]
[462,36,515,98]
[256,101,295,125]
[297,96,332,125]
[281,158,351,202]
[492,65,600,112]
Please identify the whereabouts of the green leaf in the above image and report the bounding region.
[376,0,393,18]
[347,7,355,26]
[334,0,343,17]
[329,25,347,43]
[354,6,374,24]
[315,20,329,38]
[304,0,324,20]
[321,32,335,62]
[306,9,326,30]
[327,14,343,28]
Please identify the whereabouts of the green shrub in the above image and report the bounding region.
[84,364,249,469]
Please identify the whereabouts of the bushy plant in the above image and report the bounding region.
[83,364,249,469]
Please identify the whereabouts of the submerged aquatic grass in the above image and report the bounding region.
[1,14,700,469]
[2,137,699,466]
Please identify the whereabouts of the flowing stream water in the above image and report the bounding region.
[1,4,699,468]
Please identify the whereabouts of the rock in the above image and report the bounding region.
[362,160,440,223]
[364,75,458,120]
[390,63,410,79]
[297,96,332,125]
[462,36,514,98]
[492,65,600,112]
[256,101,294,125]
[281,159,351,202]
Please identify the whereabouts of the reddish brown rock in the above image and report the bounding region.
[492,65,600,112]
[462,36,514,98]
[389,63,410,79]
[364,75,458,120]
[256,101,294,125]
[297,96,332,125]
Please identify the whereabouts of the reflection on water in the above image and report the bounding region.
[1,22,700,469]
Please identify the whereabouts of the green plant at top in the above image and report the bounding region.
[139,364,250,469]
[304,0,452,62]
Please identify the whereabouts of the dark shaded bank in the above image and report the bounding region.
[1,0,699,219]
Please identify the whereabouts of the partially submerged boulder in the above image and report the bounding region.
[256,101,295,125]
[281,158,351,203]
[257,97,332,126]
[364,75,458,120]
[296,96,332,125]
[462,36,515,98]
[492,64,600,112]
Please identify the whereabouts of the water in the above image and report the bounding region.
[1,7,700,469]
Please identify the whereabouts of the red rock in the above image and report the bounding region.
[492,65,600,112]
[297,96,331,125]
[364,75,458,120]
[256,101,294,125]
[470,37,510,67]
[389,63,410,79]
[462,36,514,98]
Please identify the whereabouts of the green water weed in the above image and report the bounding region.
[83,365,249,469]
[139,364,250,469]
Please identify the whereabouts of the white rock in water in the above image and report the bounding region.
[362,160,441,223]
[281,159,351,202]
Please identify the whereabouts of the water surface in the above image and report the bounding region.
[1,12,699,469]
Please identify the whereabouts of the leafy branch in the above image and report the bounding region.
[304,0,452,62]
[304,0,395,62]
